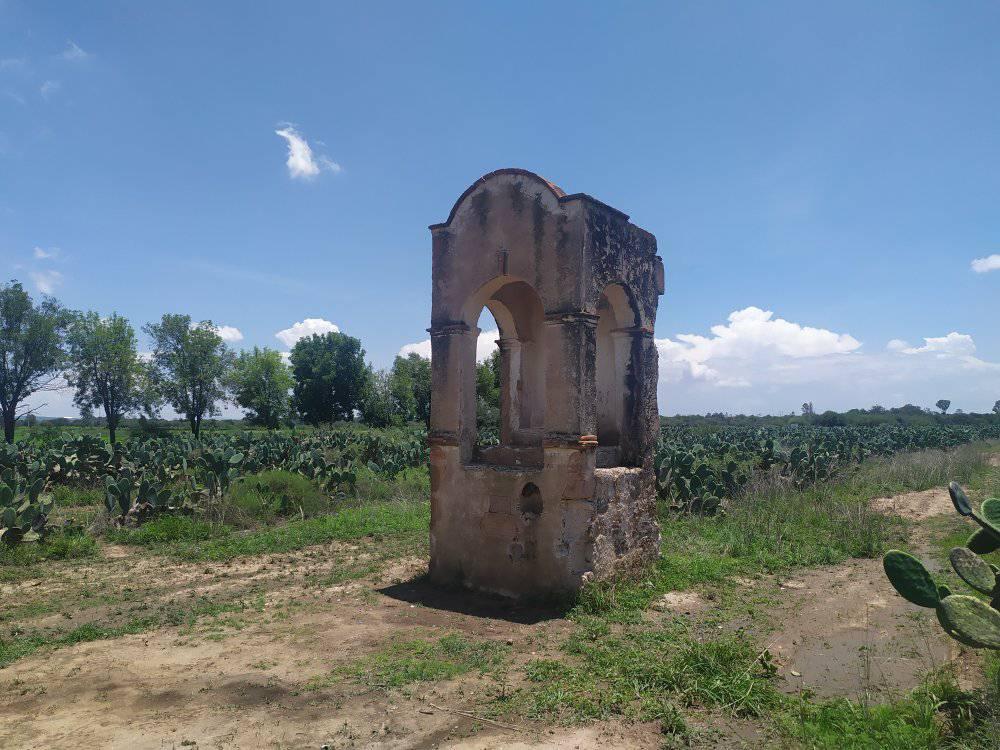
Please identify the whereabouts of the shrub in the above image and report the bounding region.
[225,470,329,526]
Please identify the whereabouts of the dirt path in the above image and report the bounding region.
[770,487,973,699]
[0,479,993,749]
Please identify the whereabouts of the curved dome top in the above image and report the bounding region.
[432,168,566,229]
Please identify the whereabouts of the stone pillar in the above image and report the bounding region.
[542,313,599,446]
[429,322,479,463]
[496,337,521,445]
[619,326,659,470]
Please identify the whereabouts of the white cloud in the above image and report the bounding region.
[398,329,500,364]
[61,41,91,62]
[0,58,26,71]
[39,80,60,99]
[213,325,244,343]
[274,124,341,180]
[30,270,63,295]
[653,307,1000,414]
[655,307,861,386]
[33,246,57,260]
[398,339,431,359]
[892,332,976,357]
[275,318,340,348]
[971,254,1000,274]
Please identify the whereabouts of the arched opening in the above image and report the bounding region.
[519,482,543,519]
[463,277,546,467]
[595,284,638,467]
[475,308,502,448]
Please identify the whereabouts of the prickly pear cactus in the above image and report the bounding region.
[882,482,1000,649]
[0,476,51,545]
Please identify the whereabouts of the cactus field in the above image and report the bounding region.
[1,423,999,748]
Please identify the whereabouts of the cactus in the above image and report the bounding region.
[883,550,940,608]
[103,471,177,526]
[0,476,51,545]
[883,482,1000,649]
[949,547,996,595]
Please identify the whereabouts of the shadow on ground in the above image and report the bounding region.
[378,573,570,625]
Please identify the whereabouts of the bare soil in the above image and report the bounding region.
[0,483,989,749]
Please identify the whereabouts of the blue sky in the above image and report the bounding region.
[2,1,998,417]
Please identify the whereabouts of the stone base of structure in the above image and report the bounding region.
[428,445,660,599]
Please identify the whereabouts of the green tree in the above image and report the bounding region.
[144,314,233,438]
[65,312,153,443]
[359,367,401,428]
[936,399,951,415]
[993,399,999,416]
[389,352,432,425]
[475,350,501,443]
[0,281,71,443]
[228,347,293,429]
[289,332,367,425]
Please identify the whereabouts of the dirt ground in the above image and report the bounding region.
[0,484,988,750]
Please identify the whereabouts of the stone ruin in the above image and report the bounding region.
[427,169,664,598]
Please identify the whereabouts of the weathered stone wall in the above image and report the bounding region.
[428,169,664,598]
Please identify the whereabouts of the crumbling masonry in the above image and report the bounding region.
[428,169,665,598]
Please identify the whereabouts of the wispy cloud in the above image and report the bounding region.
[276,318,340,348]
[30,270,63,295]
[33,246,58,260]
[61,41,91,62]
[274,124,341,180]
[971,254,1000,274]
[187,259,313,293]
[39,80,60,100]
[0,58,26,71]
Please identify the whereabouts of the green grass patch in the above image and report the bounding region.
[51,485,104,507]
[106,515,228,546]
[176,500,429,561]
[511,619,777,725]
[777,670,987,750]
[309,633,509,691]
[0,528,98,567]
[0,592,266,668]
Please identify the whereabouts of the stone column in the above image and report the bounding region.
[429,322,479,463]
[619,326,658,470]
[542,313,598,445]
[496,337,521,445]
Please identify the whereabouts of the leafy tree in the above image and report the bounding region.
[289,332,367,425]
[475,350,501,442]
[993,399,1000,416]
[389,352,431,425]
[65,312,153,443]
[144,314,233,438]
[936,399,951,415]
[0,281,72,443]
[801,402,815,416]
[228,347,293,429]
[359,367,401,428]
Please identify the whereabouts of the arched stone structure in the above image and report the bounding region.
[427,168,665,598]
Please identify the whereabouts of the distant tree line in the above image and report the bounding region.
[0,280,434,444]
[669,400,1000,433]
